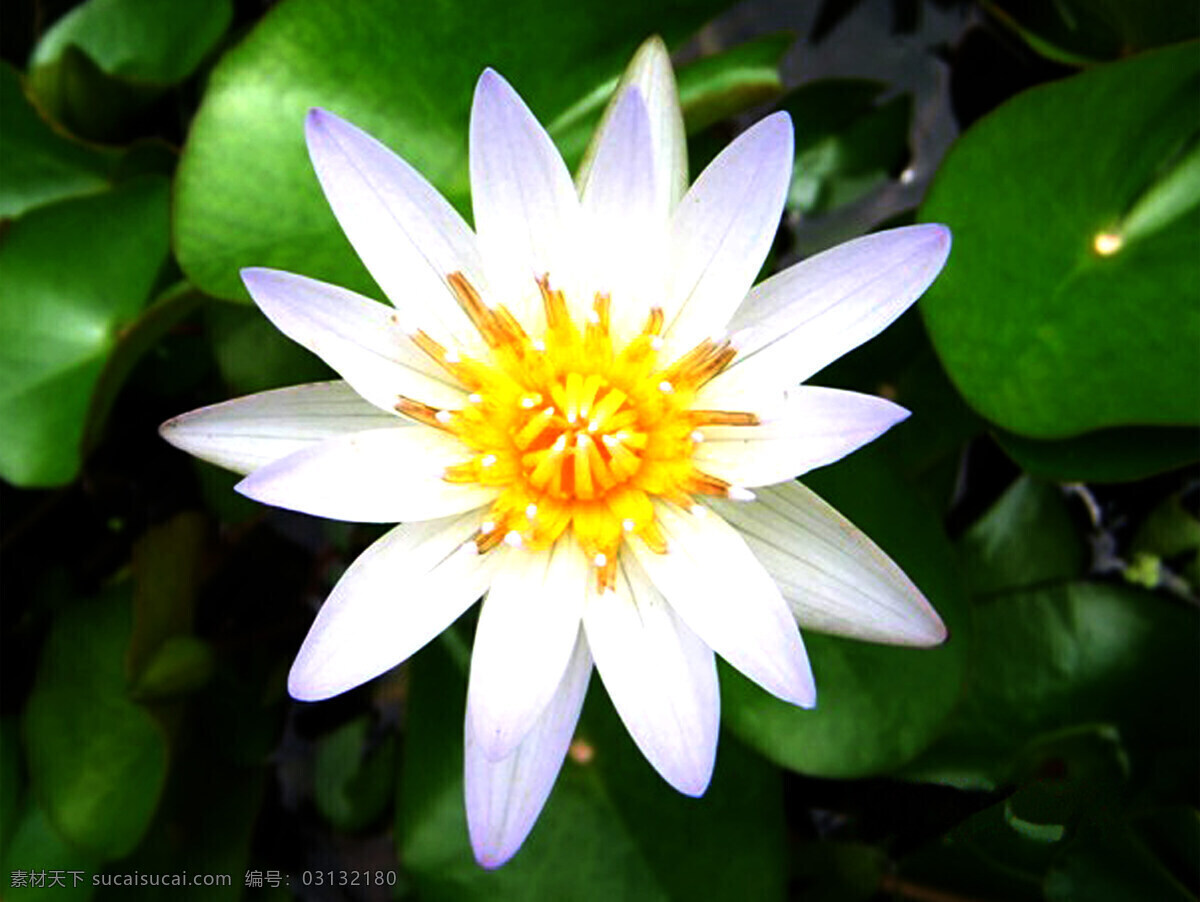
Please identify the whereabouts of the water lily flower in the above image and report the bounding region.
[161,39,950,867]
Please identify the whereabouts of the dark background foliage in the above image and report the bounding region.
[2,0,1197,899]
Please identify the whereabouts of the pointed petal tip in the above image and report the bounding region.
[287,634,384,702]
[914,222,953,260]
[778,647,817,709]
[472,839,518,870]
[304,107,347,144]
[238,265,277,295]
[286,663,340,703]
[474,66,509,97]
[754,110,794,148]
[909,610,949,647]
[672,763,714,798]
[231,471,257,500]
[635,33,669,55]
[156,414,197,454]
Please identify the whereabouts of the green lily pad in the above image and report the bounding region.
[23,590,169,861]
[174,0,734,302]
[0,62,114,219]
[0,175,170,487]
[722,445,969,778]
[920,42,1200,439]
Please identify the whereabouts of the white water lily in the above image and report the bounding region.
[161,39,950,867]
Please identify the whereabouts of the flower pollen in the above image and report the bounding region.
[397,271,759,590]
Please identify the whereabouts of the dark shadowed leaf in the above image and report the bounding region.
[995,425,1200,484]
[23,590,169,860]
[958,474,1086,596]
[0,62,114,218]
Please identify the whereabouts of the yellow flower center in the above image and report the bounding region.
[397,272,757,589]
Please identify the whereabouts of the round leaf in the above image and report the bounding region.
[920,42,1200,439]
[0,176,170,486]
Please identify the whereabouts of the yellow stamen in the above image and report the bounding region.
[396,396,456,432]
[423,272,757,580]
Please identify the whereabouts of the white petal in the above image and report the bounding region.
[630,502,815,707]
[576,35,687,214]
[579,86,665,344]
[470,69,583,326]
[706,482,946,646]
[241,268,467,412]
[235,426,497,523]
[704,225,952,402]
[288,511,493,701]
[466,629,592,868]
[583,555,717,795]
[693,386,910,487]
[466,537,588,760]
[662,112,793,360]
[159,381,401,475]
[305,109,487,352]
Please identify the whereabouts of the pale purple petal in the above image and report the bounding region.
[305,109,486,351]
[158,381,400,475]
[693,386,910,487]
[470,69,583,326]
[707,482,947,646]
[661,112,793,361]
[241,268,467,412]
[583,555,718,795]
[576,35,687,213]
[631,502,815,707]
[466,630,592,868]
[235,426,497,523]
[702,225,952,404]
[579,87,665,344]
[289,511,493,701]
[466,538,588,760]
